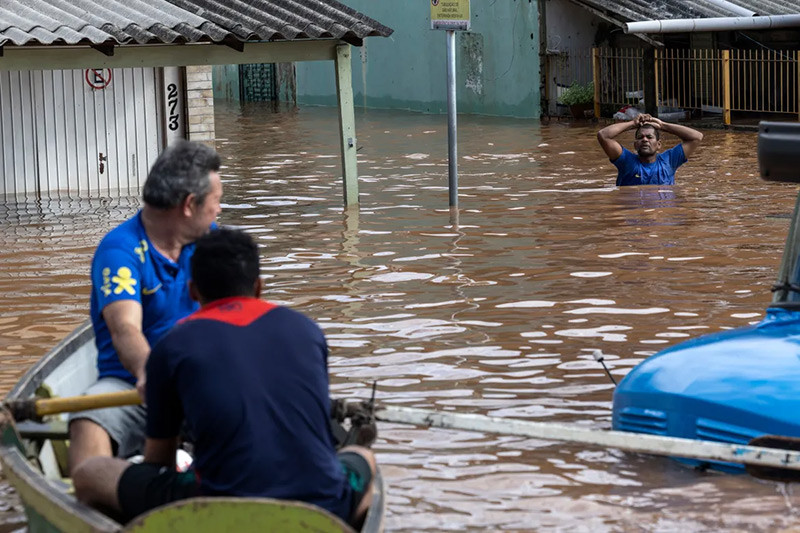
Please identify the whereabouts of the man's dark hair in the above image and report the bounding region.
[191,228,260,302]
[142,140,221,209]
[635,124,661,141]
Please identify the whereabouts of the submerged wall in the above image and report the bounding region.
[296,1,540,118]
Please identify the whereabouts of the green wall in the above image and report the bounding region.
[296,1,540,118]
[213,65,240,101]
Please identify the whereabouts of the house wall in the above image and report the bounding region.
[541,0,603,116]
[295,1,541,118]
[212,65,241,102]
[543,0,599,53]
[186,66,215,145]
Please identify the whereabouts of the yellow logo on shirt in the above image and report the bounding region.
[142,284,162,296]
[134,240,148,264]
[112,267,137,296]
[101,268,112,297]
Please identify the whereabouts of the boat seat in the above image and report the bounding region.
[121,497,358,533]
[16,420,69,440]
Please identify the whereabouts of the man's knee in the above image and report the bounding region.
[69,418,113,473]
[72,457,98,502]
[339,445,376,474]
[338,445,377,528]
[72,456,126,507]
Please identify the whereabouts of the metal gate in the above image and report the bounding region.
[0,67,163,197]
[240,63,276,102]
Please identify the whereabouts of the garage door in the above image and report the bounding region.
[0,67,163,197]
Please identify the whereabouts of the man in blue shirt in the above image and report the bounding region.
[73,228,377,529]
[68,140,223,473]
[597,114,703,186]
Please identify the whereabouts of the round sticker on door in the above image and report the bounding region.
[85,69,112,90]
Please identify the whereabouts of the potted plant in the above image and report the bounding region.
[558,81,595,119]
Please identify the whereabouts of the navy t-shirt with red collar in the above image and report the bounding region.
[145,296,352,520]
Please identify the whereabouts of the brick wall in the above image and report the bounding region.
[186,65,215,144]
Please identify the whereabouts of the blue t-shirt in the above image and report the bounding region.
[145,297,352,521]
[612,144,687,186]
[90,211,199,384]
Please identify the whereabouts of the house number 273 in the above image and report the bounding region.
[167,83,180,131]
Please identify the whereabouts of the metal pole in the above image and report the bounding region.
[446,30,458,208]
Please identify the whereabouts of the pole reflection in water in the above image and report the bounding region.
[0,105,796,531]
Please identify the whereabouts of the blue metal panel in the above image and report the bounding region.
[612,306,800,472]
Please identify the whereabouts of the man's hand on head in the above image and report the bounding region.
[644,117,664,129]
[635,114,651,126]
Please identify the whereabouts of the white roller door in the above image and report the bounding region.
[0,67,163,197]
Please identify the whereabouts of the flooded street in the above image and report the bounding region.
[2,103,799,531]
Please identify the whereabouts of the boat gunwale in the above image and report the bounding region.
[0,320,387,532]
[7,320,94,401]
[0,445,121,532]
[361,470,386,533]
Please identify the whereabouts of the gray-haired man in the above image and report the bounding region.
[68,140,223,473]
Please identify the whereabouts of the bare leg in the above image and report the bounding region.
[72,456,130,512]
[339,445,377,526]
[69,418,113,475]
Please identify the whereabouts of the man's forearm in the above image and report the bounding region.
[143,437,179,467]
[112,326,150,380]
[660,122,703,142]
[598,120,637,140]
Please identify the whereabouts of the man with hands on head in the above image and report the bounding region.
[68,140,223,474]
[597,113,704,186]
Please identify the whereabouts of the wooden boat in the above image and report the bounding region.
[0,320,386,533]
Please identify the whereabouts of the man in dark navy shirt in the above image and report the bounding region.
[74,229,377,529]
[597,114,703,186]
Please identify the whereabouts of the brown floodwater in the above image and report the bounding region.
[1,103,799,531]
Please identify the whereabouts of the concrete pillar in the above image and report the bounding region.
[335,45,358,206]
[185,65,216,145]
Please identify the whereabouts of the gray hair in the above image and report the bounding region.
[142,140,221,209]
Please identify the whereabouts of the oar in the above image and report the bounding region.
[374,405,800,474]
[745,435,800,481]
[4,390,141,422]
[10,395,800,478]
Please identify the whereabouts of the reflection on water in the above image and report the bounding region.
[1,104,797,531]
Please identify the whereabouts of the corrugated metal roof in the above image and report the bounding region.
[575,0,800,23]
[0,0,392,48]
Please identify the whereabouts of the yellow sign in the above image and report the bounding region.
[431,0,470,31]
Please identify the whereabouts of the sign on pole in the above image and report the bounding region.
[431,0,470,209]
[431,0,471,31]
